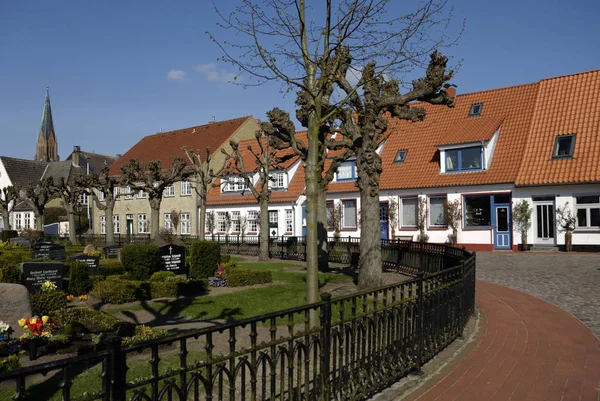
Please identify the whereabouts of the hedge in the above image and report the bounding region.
[120,244,161,280]
[0,355,20,373]
[90,277,207,304]
[0,230,18,242]
[149,271,176,282]
[98,259,124,276]
[30,291,68,316]
[189,241,220,279]
[49,307,134,336]
[227,269,272,287]
[69,261,92,296]
[0,266,21,283]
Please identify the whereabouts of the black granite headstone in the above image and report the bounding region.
[32,242,66,262]
[70,254,100,276]
[20,262,64,293]
[102,245,120,259]
[159,244,186,274]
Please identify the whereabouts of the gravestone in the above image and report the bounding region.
[102,245,120,260]
[32,242,66,262]
[159,244,186,274]
[9,237,31,248]
[70,254,100,276]
[0,284,32,337]
[20,262,64,293]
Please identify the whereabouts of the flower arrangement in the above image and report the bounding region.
[18,316,53,340]
[66,294,75,302]
[0,321,13,341]
[40,281,57,292]
[84,250,102,257]
[208,265,228,287]
[78,295,88,301]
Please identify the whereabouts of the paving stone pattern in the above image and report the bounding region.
[475,252,600,337]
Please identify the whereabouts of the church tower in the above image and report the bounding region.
[34,87,60,162]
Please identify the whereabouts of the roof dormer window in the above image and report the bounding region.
[393,150,407,164]
[469,103,483,117]
[552,134,576,159]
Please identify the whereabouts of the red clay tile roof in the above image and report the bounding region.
[109,116,255,175]
[379,82,540,190]
[516,70,600,185]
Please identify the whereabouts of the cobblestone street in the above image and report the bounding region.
[476,251,600,337]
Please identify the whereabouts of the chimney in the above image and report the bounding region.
[209,116,216,124]
[445,87,456,100]
[72,145,81,166]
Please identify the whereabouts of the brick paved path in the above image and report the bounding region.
[403,281,600,401]
[475,252,600,337]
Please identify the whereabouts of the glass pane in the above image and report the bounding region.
[536,205,543,237]
[461,147,482,170]
[547,205,555,238]
[497,207,508,232]
[576,195,600,204]
[494,194,510,204]
[337,163,353,180]
[465,196,491,227]
[379,203,388,221]
[429,197,446,226]
[542,205,548,238]
[576,208,587,227]
[555,136,573,156]
[591,208,600,227]
[343,200,357,227]
[401,198,417,226]
[326,203,334,228]
[445,150,458,171]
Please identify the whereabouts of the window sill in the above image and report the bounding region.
[398,227,418,231]
[428,226,449,231]
[342,227,357,231]
[574,228,600,233]
[462,226,492,231]
[180,194,192,197]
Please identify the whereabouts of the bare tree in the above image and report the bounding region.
[120,158,188,240]
[220,127,284,261]
[182,147,220,240]
[22,177,55,231]
[0,186,19,230]
[87,167,121,246]
[206,210,216,237]
[53,169,88,244]
[331,201,344,240]
[170,210,181,234]
[212,0,461,300]
[416,197,429,243]
[239,213,248,240]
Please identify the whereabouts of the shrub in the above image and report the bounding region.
[0,246,31,269]
[220,254,231,264]
[0,230,18,242]
[189,241,220,279]
[48,334,70,346]
[0,355,20,373]
[122,325,168,347]
[50,307,125,332]
[227,269,272,287]
[0,266,21,283]
[90,279,150,304]
[64,321,88,337]
[120,244,161,281]
[65,245,85,258]
[69,261,92,296]
[149,271,176,282]
[30,291,67,316]
[98,259,124,276]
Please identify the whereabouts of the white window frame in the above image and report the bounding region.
[575,195,600,229]
[98,190,105,202]
[217,212,228,232]
[248,211,258,233]
[138,214,148,233]
[401,197,418,228]
[285,209,293,233]
[164,184,175,198]
[100,215,106,234]
[428,196,447,228]
[113,215,120,234]
[24,213,31,230]
[79,193,89,205]
[335,161,357,182]
[137,188,146,199]
[125,186,133,200]
[342,200,357,229]
[164,213,172,231]
[231,211,241,232]
[180,213,191,235]
[181,180,192,196]
[14,213,22,230]
[269,172,286,189]
[113,187,121,199]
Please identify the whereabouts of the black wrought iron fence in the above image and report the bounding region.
[0,240,476,401]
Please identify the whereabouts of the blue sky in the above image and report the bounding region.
[1,0,599,161]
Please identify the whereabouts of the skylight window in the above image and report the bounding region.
[553,134,576,159]
[469,103,483,117]
[393,150,407,163]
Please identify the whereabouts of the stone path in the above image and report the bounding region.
[475,252,600,337]
[400,281,600,401]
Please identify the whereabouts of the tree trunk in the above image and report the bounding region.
[356,145,382,290]
[105,207,115,246]
[565,231,573,252]
[199,198,206,241]
[304,125,320,308]
[317,188,330,272]
[521,231,528,251]
[258,197,270,261]
[150,203,160,241]
[68,210,78,245]
[34,209,43,231]
[1,209,10,230]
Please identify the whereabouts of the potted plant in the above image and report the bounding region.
[387,197,398,238]
[332,202,344,241]
[512,200,533,251]
[444,199,462,246]
[556,202,576,252]
[18,316,53,361]
[0,321,13,342]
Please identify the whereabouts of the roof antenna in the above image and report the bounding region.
[212,116,215,122]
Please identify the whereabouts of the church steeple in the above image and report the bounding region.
[34,87,59,162]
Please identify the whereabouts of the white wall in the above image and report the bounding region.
[206,202,298,238]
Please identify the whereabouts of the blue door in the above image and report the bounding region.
[493,205,511,249]
[301,205,307,236]
[379,203,389,240]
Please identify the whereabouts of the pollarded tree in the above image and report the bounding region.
[334,52,454,289]
[86,167,121,246]
[220,126,287,261]
[21,177,55,231]
[53,168,89,245]
[182,147,219,240]
[0,186,19,230]
[212,0,461,302]
[120,158,189,240]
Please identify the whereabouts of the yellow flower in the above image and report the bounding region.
[42,316,49,324]
[30,317,37,325]
[18,318,26,328]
